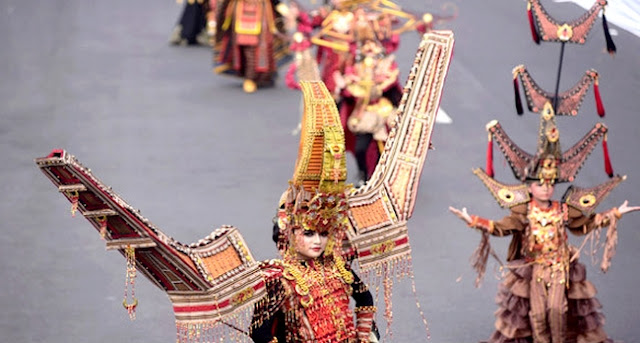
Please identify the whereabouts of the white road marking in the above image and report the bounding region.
[436,107,453,124]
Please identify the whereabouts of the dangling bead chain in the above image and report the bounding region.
[123,245,138,320]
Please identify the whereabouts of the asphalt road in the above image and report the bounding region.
[1,0,639,342]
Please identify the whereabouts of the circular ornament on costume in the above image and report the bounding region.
[579,194,597,207]
[283,268,295,280]
[295,283,310,296]
[546,125,560,143]
[498,188,516,203]
[557,24,573,41]
[542,102,555,121]
[300,294,313,307]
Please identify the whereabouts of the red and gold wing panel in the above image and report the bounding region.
[347,31,455,271]
[36,150,210,292]
[36,150,266,334]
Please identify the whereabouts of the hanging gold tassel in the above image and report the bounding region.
[123,245,138,320]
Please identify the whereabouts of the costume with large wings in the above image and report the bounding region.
[35,31,454,342]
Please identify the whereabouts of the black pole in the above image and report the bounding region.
[552,42,566,113]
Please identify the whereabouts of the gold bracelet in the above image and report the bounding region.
[613,207,622,219]
[467,215,478,228]
[354,305,377,313]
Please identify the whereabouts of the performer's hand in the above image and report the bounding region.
[618,200,640,215]
[449,206,472,225]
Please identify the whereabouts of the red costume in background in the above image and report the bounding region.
[213,0,289,92]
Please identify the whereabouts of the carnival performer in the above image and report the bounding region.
[169,0,211,46]
[336,23,401,185]
[253,205,377,342]
[212,0,290,93]
[306,0,357,97]
[250,81,377,342]
[449,110,640,342]
[35,31,456,342]
[450,182,638,342]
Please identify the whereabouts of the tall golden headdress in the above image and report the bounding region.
[291,81,347,195]
[277,81,351,266]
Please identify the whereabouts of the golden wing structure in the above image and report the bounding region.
[347,31,454,274]
[35,150,264,342]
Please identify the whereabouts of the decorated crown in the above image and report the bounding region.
[272,82,354,287]
[277,81,351,258]
[477,81,620,208]
[474,0,624,212]
[484,115,611,184]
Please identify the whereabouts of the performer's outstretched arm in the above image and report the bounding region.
[449,205,526,237]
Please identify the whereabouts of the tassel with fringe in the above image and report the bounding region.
[602,135,613,177]
[527,1,540,44]
[513,76,524,115]
[602,13,617,55]
[600,209,619,272]
[359,254,414,339]
[486,133,494,178]
[470,231,491,287]
[586,208,621,273]
[594,77,605,117]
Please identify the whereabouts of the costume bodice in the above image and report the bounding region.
[280,258,356,342]
[523,201,570,266]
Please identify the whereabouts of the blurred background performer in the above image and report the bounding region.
[169,0,211,46]
[212,0,291,93]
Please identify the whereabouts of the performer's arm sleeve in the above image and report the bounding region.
[469,210,526,237]
[566,205,621,235]
[250,277,286,343]
[351,271,374,306]
[250,310,282,343]
[351,271,376,342]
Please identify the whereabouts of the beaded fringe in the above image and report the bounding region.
[356,254,430,340]
[174,296,267,343]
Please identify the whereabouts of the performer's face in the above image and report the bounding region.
[294,229,329,260]
[528,181,554,203]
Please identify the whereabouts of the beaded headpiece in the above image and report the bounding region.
[476,0,621,208]
[485,68,613,184]
[484,108,612,185]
